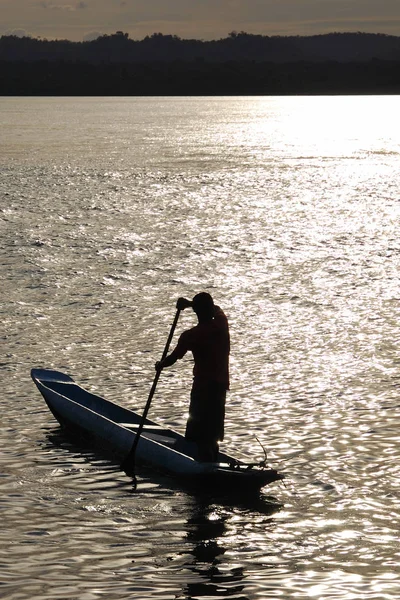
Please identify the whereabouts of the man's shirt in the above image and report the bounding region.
[171,307,230,389]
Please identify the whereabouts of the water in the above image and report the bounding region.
[1,95,400,599]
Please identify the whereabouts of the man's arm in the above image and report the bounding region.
[177,297,192,311]
[155,300,192,372]
[155,349,180,372]
[155,334,190,371]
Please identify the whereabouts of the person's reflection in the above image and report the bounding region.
[181,496,281,600]
[187,507,226,562]
[181,500,246,599]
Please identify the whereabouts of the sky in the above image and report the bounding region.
[1,0,400,42]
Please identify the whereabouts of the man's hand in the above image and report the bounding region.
[155,361,164,372]
[155,354,176,371]
[176,297,192,311]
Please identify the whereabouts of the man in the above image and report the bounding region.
[156,293,230,462]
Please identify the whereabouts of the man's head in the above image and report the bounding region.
[192,292,214,321]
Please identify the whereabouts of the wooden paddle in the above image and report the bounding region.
[121,307,181,484]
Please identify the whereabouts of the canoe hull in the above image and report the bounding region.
[31,369,283,493]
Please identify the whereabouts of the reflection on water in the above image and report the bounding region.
[183,498,281,600]
[181,505,243,599]
[2,96,400,599]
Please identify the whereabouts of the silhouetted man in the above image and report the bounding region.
[156,293,230,462]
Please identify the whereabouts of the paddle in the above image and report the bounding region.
[121,307,181,485]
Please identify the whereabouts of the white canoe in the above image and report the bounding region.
[31,368,283,494]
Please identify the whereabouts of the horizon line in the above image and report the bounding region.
[2,30,400,44]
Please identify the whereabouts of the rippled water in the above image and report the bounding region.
[1,95,400,599]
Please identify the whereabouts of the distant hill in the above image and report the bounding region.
[1,31,400,63]
[1,32,400,95]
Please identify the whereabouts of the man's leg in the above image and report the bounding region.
[197,440,219,462]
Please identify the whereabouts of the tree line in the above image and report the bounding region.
[1,31,400,63]
[1,32,400,95]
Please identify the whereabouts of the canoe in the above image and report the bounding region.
[31,368,283,494]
